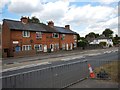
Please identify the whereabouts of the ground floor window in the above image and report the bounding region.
[22,45,32,51]
[74,43,77,48]
[55,43,59,50]
[34,44,42,51]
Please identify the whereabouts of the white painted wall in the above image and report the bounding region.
[90,39,113,47]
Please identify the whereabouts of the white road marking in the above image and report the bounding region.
[2,62,51,72]
[88,53,101,56]
[61,58,71,61]
[61,56,85,61]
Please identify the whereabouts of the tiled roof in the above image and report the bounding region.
[3,19,78,34]
[54,26,78,34]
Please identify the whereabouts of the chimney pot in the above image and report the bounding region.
[21,16,28,24]
[48,21,54,28]
[65,25,70,30]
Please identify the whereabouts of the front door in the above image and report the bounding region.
[70,43,73,50]
[66,44,69,50]
[50,44,54,52]
[15,46,21,52]
[43,45,47,52]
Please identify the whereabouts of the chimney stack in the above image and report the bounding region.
[65,25,70,30]
[48,21,54,28]
[21,16,28,24]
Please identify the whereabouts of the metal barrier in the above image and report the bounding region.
[1,60,89,88]
[2,58,117,88]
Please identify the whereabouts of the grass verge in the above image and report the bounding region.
[94,61,120,83]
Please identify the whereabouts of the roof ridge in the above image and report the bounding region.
[3,19,20,22]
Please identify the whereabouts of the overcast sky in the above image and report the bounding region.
[1,0,119,37]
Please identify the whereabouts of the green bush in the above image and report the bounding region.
[99,42,107,47]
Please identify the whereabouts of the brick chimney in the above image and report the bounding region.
[48,21,54,28]
[65,25,70,30]
[21,16,28,24]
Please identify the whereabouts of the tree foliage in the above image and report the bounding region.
[77,37,88,48]
[28,16,40,23]
[102,28,113,38]
[113,34,120,45]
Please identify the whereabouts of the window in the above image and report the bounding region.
[73,35,77,39]
[108,39,112,42]
[62,44,65,50]
[22,45,32,51]
[61,34,65,40]
[22,31,30,37]
[73,43,77,48]
[53,33,59,38]
[36,32,42,39]
[55,43,59,50]
[34,44,42,51]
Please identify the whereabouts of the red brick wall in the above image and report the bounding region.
[2,22,77,58]
[14,50,36,58]
[2,22,11,57]
[11,31,60,51]
[2,22,11,48]
[46,33,60,48]
[59,34,77,49]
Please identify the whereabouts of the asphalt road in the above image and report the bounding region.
[1,51,118,88]
[2,51,118,76]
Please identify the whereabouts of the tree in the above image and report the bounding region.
[77,34,80,41]
[28,16,40,23]
[85,32,99,42]
[113,34,120,45]
[102,28,113,38]
[77,37,88,49]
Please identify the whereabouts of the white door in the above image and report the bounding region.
[50,44,54,52]
[70,43,73,50]
[43,45,47,52]
[66,44,69,50]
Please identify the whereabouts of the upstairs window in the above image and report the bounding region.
[53,33,59,38]
[108,39,112,42]
[36,32,42,39]
[61,34,65,40]
[73,35,77,39]
[22,31,30,37]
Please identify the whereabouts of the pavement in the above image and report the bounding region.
[2,47,118,72]
[67,78,119,88]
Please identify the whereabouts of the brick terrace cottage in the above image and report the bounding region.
[2,17,78,58]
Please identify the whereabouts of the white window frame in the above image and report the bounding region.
[36,32,42,39]
[22,31,30,37]
[52,33,59,38]
[22,45,32,51]
[34,44,43,51]
[62,44,65,50]
[55,43,59,50]
[73,35,77,39]
[74,43,77,48]
[61,34,65,40]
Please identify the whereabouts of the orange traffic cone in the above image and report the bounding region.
[88,64,95,78]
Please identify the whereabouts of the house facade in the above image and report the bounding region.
[2,17,78,58]
[89,35,113,47]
